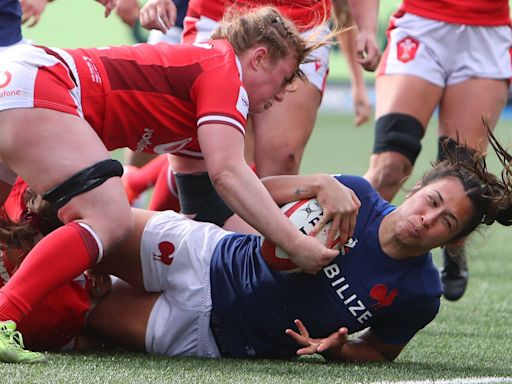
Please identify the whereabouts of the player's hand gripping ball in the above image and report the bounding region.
[261,199,335,273]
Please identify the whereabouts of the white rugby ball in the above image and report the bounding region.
[261,198,335,273]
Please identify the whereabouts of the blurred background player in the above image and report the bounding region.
[362,0,511,300]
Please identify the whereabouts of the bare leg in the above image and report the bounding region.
[86,279,159,351]
[251,80,321,177]
[0,108,132,326]
[364,75,443,201]
[438,78,508,301]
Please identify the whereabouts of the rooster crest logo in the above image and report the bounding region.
[153,241,175,265]
[370,283,398,308]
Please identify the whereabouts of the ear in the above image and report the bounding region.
[251,46,268,69]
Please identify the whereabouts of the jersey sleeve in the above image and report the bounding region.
[333,175,380,201]
[192,60,248,136]
[369,295,440,345]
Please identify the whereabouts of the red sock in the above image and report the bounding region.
[127,155,168,195]
[149,161,181,212]
[0,222,99,323]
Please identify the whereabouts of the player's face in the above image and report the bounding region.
[390,177,473,252]
[247,53,298,113]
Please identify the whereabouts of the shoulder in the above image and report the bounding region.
[332,175,380,201]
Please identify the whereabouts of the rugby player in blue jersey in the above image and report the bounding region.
[81,132,512,363]
[2,132,511,363]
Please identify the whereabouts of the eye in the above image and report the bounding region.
[428,195,438,207]
[442,217,453,230]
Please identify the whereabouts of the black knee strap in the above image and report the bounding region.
[43,159,124,210]
[174,172,234,227]
[373,113,424,164]
[437,136,478,164]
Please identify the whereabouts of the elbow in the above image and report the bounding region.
[208,166,236,194]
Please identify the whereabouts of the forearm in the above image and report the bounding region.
[332,0,352,28]
[210,163,303,248]
[346,0,379,36]
[338,28,366,87]
[260,174,334,205]
[323,338,392,362]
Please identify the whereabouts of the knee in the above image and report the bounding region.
[369,153,413,188]
[260,144,301,175]
[61,202,133,252]
[372,113,424,164]
[366,153,413,201]
[279,150,299,175]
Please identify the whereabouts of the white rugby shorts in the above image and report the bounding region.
[183,15,331,92]
[140,210,230,357]
[0,44,82,116]
[378,12,512,86]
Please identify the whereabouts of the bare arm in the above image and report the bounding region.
[115,0,140,28]
[198,124,339,274]
[20,0,50,27]
[286,319,404,362]
[332,0,371,126]
[346,0,381,71]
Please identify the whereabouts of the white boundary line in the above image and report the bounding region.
[364,377,512,384]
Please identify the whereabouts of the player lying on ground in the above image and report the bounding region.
[85,133,512,362]
[0,167,358,360]
[3,131,512,362]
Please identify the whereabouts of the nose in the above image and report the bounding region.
[421,215,432,229]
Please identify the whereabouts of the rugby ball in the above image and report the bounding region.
[261,198,336,273]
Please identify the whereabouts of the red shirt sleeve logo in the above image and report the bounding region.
[396,37,420,63]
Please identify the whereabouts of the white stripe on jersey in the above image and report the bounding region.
[197,115,245,134]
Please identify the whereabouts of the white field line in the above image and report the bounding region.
[363,377,512,384]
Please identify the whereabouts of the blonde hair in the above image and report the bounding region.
[211,5,335,83]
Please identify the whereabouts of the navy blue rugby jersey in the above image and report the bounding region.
[210,175,442,358]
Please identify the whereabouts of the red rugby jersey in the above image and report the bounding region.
[401,0,510,26]
[65,39,248,159]
[187,0,332,31]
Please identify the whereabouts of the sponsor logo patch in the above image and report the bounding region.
[236,86,249,119]
[0,71,12,88]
